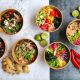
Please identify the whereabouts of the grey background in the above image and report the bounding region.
[50,0,80,80]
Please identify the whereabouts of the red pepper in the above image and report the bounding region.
[72,49,80,58]
[71,49,80,69]
[75,57,80,65]
[50,10,59,17]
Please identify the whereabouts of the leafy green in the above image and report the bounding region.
[54,17,62,28]
[58,44,65,51]
[48,59,59,67]
[46,47,54,54]
[67,30,80,44]
[24,51,32,61]
[15,23,20,32]
[3,27,14,34]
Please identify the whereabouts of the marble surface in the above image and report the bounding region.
[0,0,49,80]
[50,0,80,80]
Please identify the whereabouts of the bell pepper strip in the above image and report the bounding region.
[71,49,80,69]
[72,49,80,58]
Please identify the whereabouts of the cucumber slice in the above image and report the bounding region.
[35,34,41,41]
[40,39,48,47]
[41,33,48,39]
[72,10,79,17]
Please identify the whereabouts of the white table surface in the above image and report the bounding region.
[0,0,49,80]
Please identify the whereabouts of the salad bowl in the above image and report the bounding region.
[44,42,70,70]
[36,5,63,32]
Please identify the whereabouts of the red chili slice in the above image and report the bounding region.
[50,10,59,17]
[75,57,80,65]
[71,49,80,69]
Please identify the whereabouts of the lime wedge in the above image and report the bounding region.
[78,6,80,11]
[40,39,48,47]
[41,33,48,39]
[35,34,41,41]
[72,10,79,17]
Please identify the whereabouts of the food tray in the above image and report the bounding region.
[0,0,49,80]
[50,0,80,80]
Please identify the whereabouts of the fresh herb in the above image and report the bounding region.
[24,51,32,61]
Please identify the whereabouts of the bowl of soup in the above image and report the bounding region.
[36,5,62,32]
[12,39,38,65]
[66,19,80,46]
[0,9,23,35]
[44,42,70,70]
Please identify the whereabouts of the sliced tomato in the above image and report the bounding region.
[50,10,59,17]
